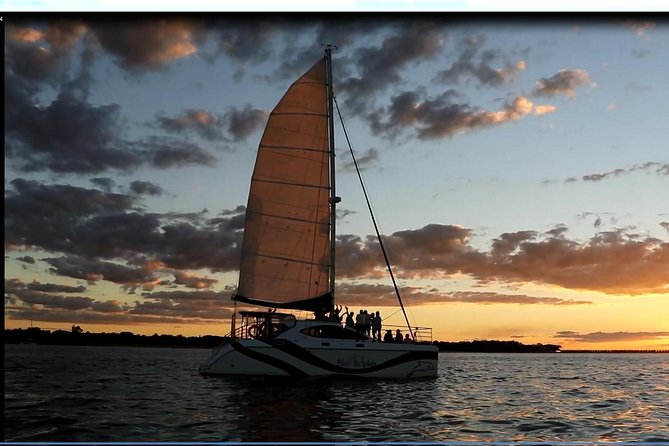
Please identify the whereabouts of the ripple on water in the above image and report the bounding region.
[5,347,669,442]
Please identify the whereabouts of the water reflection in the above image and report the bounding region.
[5,346,669,442]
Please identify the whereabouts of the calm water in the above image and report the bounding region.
[4,344,669,442]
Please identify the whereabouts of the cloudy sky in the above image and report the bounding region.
[5,15,668,349]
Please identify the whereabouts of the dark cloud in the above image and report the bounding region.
[17,256,36,264]
[555,330,669,342]
[341,148,380,172]
[369,90,534,140]
[5,180,243,275]
[224,106,268,141]
[89,19,202,71]
[5,90,141,174]
[491,230,538,257]
[533,69,593,97]
[214,19,281,64]
[443,291,590,306]
[5,21,216,176]
[27,281,87,293]
[5,280,93,310]
[334,283,589,307]
[579,162,669,182]
[46,255,159,287]
[172,271,218,289]
[5,87,213,175]
[335,224,476,279]
[155,109,224,141]
[136,136,217,169]
[660,222,669,234]
[129,180,165,197]
[5,289,229,325]
[90,177,116,193]
[5,21,87,83]
[133,289,234,320]
[434,34,526,87]
[339,21,445,113]
[336,224,669,295]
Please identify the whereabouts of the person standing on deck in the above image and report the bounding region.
[372,311,382,342]
[355,310,365,335]
[363,310,372,338]
[345,309,355,329]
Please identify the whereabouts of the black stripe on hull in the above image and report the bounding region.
[272,340,437,374]
[230,341,309,377]
[228,339,437,377]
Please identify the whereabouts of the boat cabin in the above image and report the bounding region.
[236,310,296,340]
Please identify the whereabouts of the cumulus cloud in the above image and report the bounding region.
[5,180,244,276]
[336,224,669,295]
[369,90,535,140]
[533,69,594,97]
[339,21,445,113]
[89,20,201,71]
[155,109,224,141]
[6,21,87,82]
[5,86,216,175]
[434,33,526,87]
[172,271,218,289]
[224,106,269,141]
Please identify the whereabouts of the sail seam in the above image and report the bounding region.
[272,112,328,117]
[260,144,327,154]
[253,178,329,190]
[246,210,328,226]
[244,251,327,267]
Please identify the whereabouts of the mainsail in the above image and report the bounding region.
[233,57,332,312]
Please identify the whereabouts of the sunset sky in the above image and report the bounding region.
[5,15,668,350]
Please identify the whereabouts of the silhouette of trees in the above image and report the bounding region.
[4,328,226,348]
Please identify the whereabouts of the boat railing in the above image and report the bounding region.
[380,324,433,343]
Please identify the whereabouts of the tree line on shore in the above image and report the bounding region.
[5,327,564,352]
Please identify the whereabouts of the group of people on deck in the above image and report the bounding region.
[336,307,414,343]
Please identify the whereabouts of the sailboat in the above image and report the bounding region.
[199,47,438,378]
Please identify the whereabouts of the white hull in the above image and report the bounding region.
[199,319,438,379]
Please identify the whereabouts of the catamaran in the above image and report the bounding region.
[199,47,438,378]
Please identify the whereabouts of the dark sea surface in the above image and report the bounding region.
[4,344,669,442]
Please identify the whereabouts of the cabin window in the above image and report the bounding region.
[301,325,363,340]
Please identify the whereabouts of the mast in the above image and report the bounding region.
[325,45,338,309]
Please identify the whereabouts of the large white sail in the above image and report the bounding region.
[234,58,331,311]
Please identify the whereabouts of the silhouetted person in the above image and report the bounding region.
[395,329,403,343]
[363,310,372,337]
[403,334,413,343]
[345,311,354,329]
[355,310,365,335]
[372,311,382,342]
[383,329,394,343]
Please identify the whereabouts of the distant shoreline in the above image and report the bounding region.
[5,328,667,353]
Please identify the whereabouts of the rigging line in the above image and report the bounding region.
[334,97,415,341]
